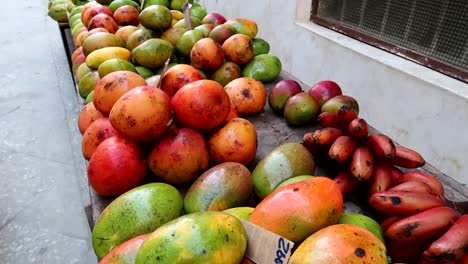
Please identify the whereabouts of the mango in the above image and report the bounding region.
[225,18,258,39]
[108,0,140,12]
[98,58,137,77]
[135,211,247,264]
[274,175,315,190]
[115,26,139,45]
[98,234,149,264]
[160,26,187,46]
[126,28,156,51]
[170,0,193,11]
[338,213,385,243]
[139,5,172,32]
[92,183,184,259]
[135,66,154,79]
[190,5,207,21]
[284,92,320,126]
[75,63,92,83]
[223,207,254,221]
[321,95,360,115]
[184,162,253,213]
[82,33,124,56]
[86,47,132,69]
[211,61,241,87]
[48,3,69,22]
[85,90,94,104]
[132,38,173,69]
[68,13,82,28]
[242,54,282,83]
[172,16,202,29]
[252,142,316,199]
[69,5,84,18]
[175,29,204,58]
[252,38,270,56]
[143,0,169,9]
[78,71,100,99]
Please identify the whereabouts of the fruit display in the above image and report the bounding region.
[46,1,468,263]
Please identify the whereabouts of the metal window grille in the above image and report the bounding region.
[311,0,468,83]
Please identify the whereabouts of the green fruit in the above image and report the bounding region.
[143,0,169,9]
[252,38,270,56]
[274,175,315,190]
[82,32,124,56]
[284,92,320,126]
[172,16,202,29]
[71,22,85,37]
[126,28,156,51]
[197,69,207,79]
[75,63,92,83]
[193,24,213,37]
[242,54,282,83]
[190,5,207,21]
[92,183,184,259]
[96,0,113,5]
[69,5,84,17]
[321,95,360,115]
[108,0,140,12]
[135,66,154,79]
[85,90,94,104]
[184,162,252,214]
[98,58,137,77]
[223,207,254,221]
[132,38,174,69]
[338,213,385,243]
[175,29,203,57]
[139,5,172,32]
[160,27,187,47]
[170,0,193,11]
[135,211,246,264]
[155,63,177,75]
[78,71,100,99]
[252,142,316,199]
[210,62,241,87]
[68,13,82,27]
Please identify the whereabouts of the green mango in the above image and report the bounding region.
[242,54,282,83]
[143,0,169,9]
[252,142,316,199]
[175,29,203,57]
[135,66,154,79]
[223,207,254,221]
[132,38,174,69]
[338,213,385,243]
[252,38,270,56]
[85,90,94,104]
[108,0,140,12]
[75,63,92,83]
[274,175,315,190]
[98,58,137,77]
[92,183,184,260]
[48,3,69,22]
[78,71,100,99]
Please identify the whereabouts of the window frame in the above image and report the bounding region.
[310,0,468,83]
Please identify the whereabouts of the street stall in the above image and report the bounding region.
[47,0,468,263]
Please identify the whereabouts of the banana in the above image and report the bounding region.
[365,133,396,160]
[384,206,460,243]
[368,161,392,194]
[86,47,132,69]
[348,117,368,139]
[350,145,373,181]
[421,215,468,264]
[393,145,426,168]
[318,112,339,129]
[381,216,403,231]
[390,165,403,186]
[368,190,445,216]
[170,10,185,21]
[302,132,316,152]
[333,167,360,196]
[312,127,344,146]
[328,135,358,163]
[389,181,433,194]
[398,171,445,200]
[336,106,358,128]
[302,132,333,168]
[388,241,430,264]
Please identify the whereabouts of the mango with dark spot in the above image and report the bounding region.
[78,102,105,134]
[209,24,236,45]
[160,27,187,47]
[160,64,204,98]
[290,224,387,264]
[242,54,282,83]
[184,162,252,213]
[99,234,149,264]
[250,177,342,244]
[87,14,119,34]
[135,211,246,264]
[321,95,360,115]
[92,182,183,260]
[338,213,385,242]
[225,77,267,116]
[211,62,241,87]
[208,118,257,166]
[190,38,225,71]
[126,28,156,51]
[115,26,139,46]
[82,117,118,160]
[252,142,316,199]
[223,207,254,221]
[222,34,254,65]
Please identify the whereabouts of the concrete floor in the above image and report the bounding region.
[0,1,97,263]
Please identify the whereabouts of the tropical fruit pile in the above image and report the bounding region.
[47,1,467,264]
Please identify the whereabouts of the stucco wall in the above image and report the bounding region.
[199,0,468,186]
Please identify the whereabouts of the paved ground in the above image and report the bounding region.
[0,1,97,263]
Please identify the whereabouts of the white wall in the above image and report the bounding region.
[200,0,468,186]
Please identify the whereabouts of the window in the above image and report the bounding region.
[311,0,468,83]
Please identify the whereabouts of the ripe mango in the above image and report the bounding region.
[135,211,247,264]
[252,142,315,199]
[86,47,132,69]
[92,183,183,260]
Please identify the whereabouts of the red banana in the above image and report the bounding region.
[381,216,403,231]
[421,215,468,264]
[365,133,396,160]
[393,145,426,168]
[457,254,468,264]
[312,127,344,146]
[390,165,403,186]
[369,190,445,216]
[398,171,445,200]
[302,132,316,152]
[336,106,358,128]
[350,146,374,181]
[368,161,392,194]
[328,136,358,163]
[389,180,433,194]
[348,117,369,139]
[384,206,460,243]
[388,241,431,264]
[333,167,360,196]
[318,112,339,129]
